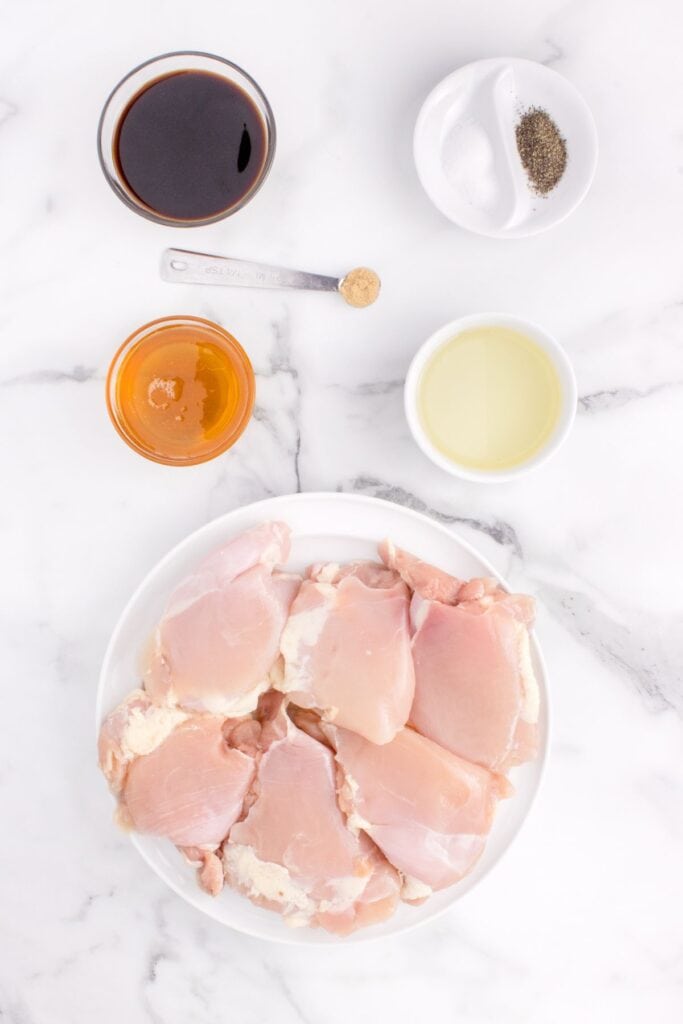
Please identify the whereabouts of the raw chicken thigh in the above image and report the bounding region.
[98,688,187,794]
[278,561,414,744]
[379,539,464,603]
[381,543,539,771]
[145,521,300,715]
[124,718,254,846]
[328,723,511,896]
[410,594,539,771]
[224,709,401,935]
[381,538,534,622]
[98,690,255,847]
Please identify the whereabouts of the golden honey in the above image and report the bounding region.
[107,316,254,465]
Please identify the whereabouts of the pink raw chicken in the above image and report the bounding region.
[278,561,415,744]
[175,693,294,896]
[98,689,188,795]
[329,723,511,895]
[124,718,255,847]
[381,543,540,771]
[379,539,464,603]
[145,522,300,715]
[98,691,255,848]
[380,538,535,623]
[223,712,401,935]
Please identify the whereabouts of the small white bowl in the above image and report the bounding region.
[405,313,577,483]
[413,57,598,238]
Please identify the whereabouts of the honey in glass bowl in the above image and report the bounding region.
[107,316,255,465]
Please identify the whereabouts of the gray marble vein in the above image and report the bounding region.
[261,964,313,1024]
[260,314,303,492]
[64,889,115,924]
[334,378,404,396]
[540,37,564,67]
[0,98,18,128]
[344,475,524,557]
[579,381,682,413]
[538,583,682,713]
[0,366,98,387]
[0,997,34,1024]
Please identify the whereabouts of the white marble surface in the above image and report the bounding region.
[2,0,682,1020]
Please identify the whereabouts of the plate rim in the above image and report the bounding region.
[97,491,551,944]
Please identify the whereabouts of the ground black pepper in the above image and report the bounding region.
[515,108,567,196]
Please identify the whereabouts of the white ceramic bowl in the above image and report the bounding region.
[405,313,577,483]
[414,57,598,238]
[97,492,549,944]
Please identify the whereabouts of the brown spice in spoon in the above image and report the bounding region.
[515,108,567,196]
[339,267,381,308]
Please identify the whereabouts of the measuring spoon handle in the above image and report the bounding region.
[161,248,340,292]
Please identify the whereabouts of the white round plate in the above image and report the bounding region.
[97,492,549,944]
[414,57,598,238]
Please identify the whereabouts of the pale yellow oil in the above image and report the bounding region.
[417,325,562,471]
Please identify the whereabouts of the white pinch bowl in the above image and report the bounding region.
[414,57,598,238]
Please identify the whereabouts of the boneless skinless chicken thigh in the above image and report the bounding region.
[97,690,255,847]
[98,523,540,935]
[380,540,540,772]
[278,560,415,744]
[145,522,300,715]
[224,699,401,934]
[326,723,511,896]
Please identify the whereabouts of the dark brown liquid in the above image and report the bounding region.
[114,71,268,222]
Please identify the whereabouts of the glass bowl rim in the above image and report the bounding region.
[106,314,256,466]
[96,51,277,227]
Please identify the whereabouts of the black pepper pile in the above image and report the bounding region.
[515,108,567,196]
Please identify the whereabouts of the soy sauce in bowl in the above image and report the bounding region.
[115,71,267,222]
[98,53,276,226]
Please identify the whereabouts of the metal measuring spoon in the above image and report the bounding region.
[161,248,380,308]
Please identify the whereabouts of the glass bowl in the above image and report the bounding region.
[106,315,255,466]
[97,51,276,227]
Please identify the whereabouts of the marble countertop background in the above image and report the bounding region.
[2,0,682,1021]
